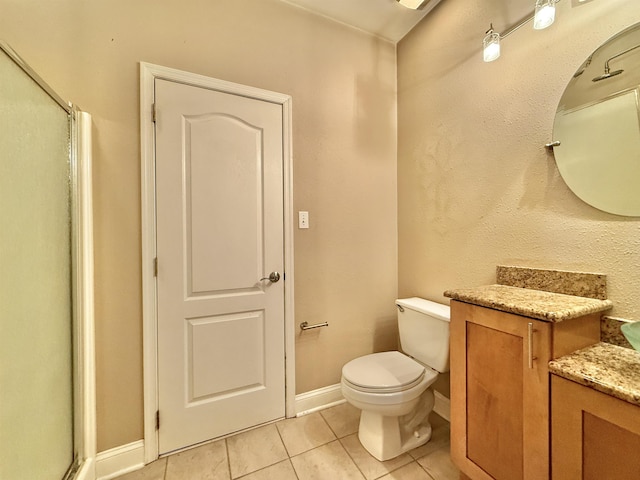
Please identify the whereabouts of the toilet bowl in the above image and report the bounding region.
[340,298,450,461]
[341,351,438,461]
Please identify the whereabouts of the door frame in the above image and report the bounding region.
[140,62,295,463]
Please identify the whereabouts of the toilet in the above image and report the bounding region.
[340,297,450,461]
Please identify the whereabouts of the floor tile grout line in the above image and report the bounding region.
[272,420,301,479]
[416,446,452,480]
[318,408,341,439]
[337,435,369,480]
[329,439,367,480]
[273,418,294,458]
[233,458,299,480]
[338,434,428,480]
[223,438,233,480]
[276,412,338,458]
[416,459,438,480]
[286,438,366,480]
[316,409,339,442]
[161,455,168,480]
[287,457,301,480]
[312,409,339,453]
[231,424,289,479]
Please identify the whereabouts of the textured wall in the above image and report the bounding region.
[398,0,640,321]
[0,0,398,451]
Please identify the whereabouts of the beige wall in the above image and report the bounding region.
[0,0,398,451]
[398,0,640,322]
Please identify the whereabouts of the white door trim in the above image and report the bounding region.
[140,62,295,463]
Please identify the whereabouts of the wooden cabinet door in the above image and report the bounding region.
[552,375,640,480]
[451,301,551,480]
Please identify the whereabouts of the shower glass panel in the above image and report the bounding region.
[0,48,74,479]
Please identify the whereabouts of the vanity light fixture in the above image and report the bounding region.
[533,0,557,30]
[483,0,560,62]
[483,25,501,62]
[396,0,427,9]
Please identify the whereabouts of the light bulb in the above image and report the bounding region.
[534,0,556,30]
[483,31,501,62]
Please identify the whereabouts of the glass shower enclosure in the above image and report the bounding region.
[0,42,93,480]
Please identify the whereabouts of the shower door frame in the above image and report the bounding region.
[0,41,96,480]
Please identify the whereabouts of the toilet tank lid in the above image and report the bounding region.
[396,297,450,322]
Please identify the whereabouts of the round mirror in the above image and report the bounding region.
[553,22,640,216]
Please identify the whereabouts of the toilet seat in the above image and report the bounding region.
[342,351,433,394]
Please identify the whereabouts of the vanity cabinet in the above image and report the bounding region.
[450,300,601,480]
[551,375,640,479]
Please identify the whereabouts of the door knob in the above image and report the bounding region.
[260,272,281,283]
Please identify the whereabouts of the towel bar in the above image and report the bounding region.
[300,321,329,331]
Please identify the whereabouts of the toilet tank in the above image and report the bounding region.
[396,297,450,373]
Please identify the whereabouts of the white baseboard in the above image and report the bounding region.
[295,383,451,423]
[95,440,145,480]
[295,384,345,416]
[433,390,450,422]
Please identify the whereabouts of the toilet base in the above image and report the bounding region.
[358,412,433,461]
[357,389,435,461]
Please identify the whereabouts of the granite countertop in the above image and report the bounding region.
[444,284,613,322]
[549,342,640,407]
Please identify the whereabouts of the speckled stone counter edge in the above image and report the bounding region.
[444,284,613,322]
[549,342,640,407]
[496,265,607,300]
[475,266,635,348]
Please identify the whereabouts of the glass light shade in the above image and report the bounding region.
[483,31,501,62]
[397,0,426,9]
[534,0,556,30]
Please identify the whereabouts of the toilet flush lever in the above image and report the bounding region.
[260,272,281,283]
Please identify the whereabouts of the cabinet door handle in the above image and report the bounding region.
[528,322,538,369]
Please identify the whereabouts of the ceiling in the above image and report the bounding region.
[279,0,442,43]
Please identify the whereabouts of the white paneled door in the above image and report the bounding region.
[154,79,285,454]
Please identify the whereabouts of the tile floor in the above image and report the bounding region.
[116,403,459,480]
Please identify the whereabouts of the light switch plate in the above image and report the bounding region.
[298,211,309,229]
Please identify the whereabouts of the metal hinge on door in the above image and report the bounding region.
[153,257,158,277]
[156,410,160,430]
[152,103,157,123]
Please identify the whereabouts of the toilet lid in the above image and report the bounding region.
[342,351,426,391]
